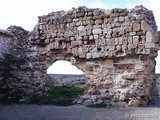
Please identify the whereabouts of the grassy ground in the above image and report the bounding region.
[29,86,86,106]
[0,86,86,106]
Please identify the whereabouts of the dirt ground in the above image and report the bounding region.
[0,104,160,120]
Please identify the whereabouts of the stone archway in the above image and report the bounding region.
[29,6,160,107]
[46,60,86,87]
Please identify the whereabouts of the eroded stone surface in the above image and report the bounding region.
[0,26,47,98]
[0,5,160,107]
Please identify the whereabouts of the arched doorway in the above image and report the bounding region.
[46,60,86,87]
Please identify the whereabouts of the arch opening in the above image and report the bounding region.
[46,60,86,87]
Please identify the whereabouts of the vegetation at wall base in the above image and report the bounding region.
[0,86,86,106]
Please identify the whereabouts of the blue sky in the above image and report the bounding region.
[85,0,142,8]
[0,0,160,74]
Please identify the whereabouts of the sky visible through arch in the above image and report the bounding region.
[1,0,160,74]
[47,60,84,75]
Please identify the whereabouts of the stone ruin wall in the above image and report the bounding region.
[0,26,47,98]
[0,5,160,107]
[0,30,12,89]
[29,5,160,107]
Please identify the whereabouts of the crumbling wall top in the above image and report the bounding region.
[0,29,14,37]
[29,5,160,60]
[38,5,157,31]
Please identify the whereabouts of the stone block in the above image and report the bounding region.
[76,36,82,40]
[122,44,127,50]
[122,37,128,44]
[77,46,83,53]
[86,53,92,59]
[115,23,121,27]
[79,31,87,36]
[92,28,102,34]
[107,23,112,28]
[135,14,145,20]
[108,51,113,58]
[99,39,106,46]
[71,41,77,48]
[62,42,66,49]
[138,44,145,49]
[54,41,59,49]
[114,38,119,45]
[136,48,150,54]
[109,46,115,51]
[137,31,146,36]
[102,24,107,28]
[129,32,136,36]
[141,20,154,32]
[113,28,118,33]
[79,52,86,58]
[83,99,92,106]
[125,26,132,32]
[93,25,101,28]
[146,31,152,43]
[112,33,117,38]
[125,16,129,21]
[129,16,135,21]
[89,35,94,40]
[70,37,75,41]
[83,35,89,40]
[71,47,78,55]
[85,25,92,30]
[153,31,160,43]
[94,35,99,39]
[104,51,109,57]
[95,19,103,25]
[118,37,122,45]
[83,20,91,26]
[106,39,111,46]
[116,45,122,51]
[45,39,50,44]
[67,43,72,49]
[140,36,146,44]
[77,26,85,31]
[114,17,119,22]
[128,44,137,49]
[133,36,139,44]
[121,21,130,27]
[47,43,54,51]
[90,47,98,53]
[105,33,112,39]
[145,42,155,48]
[92,53,104,58]
[64,31,73,37]
[103,28,112,34]
[119,16,124,22]
[128,36,133,44]
[128,99,143,107]
[76,21,82,26]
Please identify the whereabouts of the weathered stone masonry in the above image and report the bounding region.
[0,5,160,107]
[29,5,160,106]
[0,26,47,98]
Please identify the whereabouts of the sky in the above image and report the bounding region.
[0,0,160,74]
[47,60,84,74]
